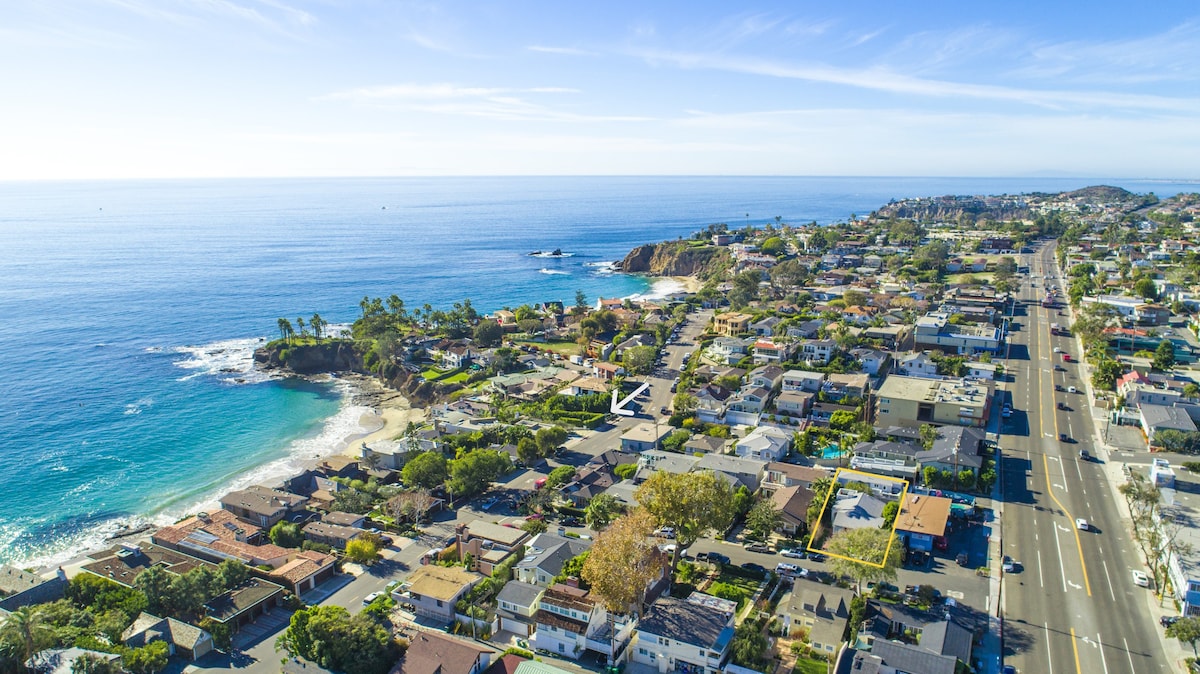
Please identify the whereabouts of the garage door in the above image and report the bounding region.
[500,617,530,636]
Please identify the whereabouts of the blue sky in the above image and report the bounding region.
[2,0,1198,179]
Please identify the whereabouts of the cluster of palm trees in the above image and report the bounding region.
[276,313,327,345]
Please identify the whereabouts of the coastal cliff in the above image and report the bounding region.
[620,241,730,279]
[254,340,362,375]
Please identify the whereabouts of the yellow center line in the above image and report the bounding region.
[1036,260,1092,597]
[1070,627,1083,674]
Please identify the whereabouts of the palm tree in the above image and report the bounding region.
[0,605,51,666]
[295,317,306,339]
[310,313,324,342]
[277,318,294,344]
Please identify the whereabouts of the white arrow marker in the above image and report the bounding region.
[610,382,650,417]
[1068,580,1082,589]
[1058,524,1072,533]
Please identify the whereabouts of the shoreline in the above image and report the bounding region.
[25,272,701,575]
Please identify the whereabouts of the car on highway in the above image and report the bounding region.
[1132,570,1151,588]
[660,406,668,415]
[1057,401,1067,410]
[1059,433,1071,443]
[1067,386,1078,393]
[744,542,772,553]
[1055,384,1065,391]
[1002,556,1017,573]
[362,591,382,605]
[1079,449,1090,461]
[1054,365,1066,371]
[1076,518,1089,531]
[1053,346,1062,353]
[779,548,806,559]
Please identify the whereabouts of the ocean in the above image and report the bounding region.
[0,175,1192,568]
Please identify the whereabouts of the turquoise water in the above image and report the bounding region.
[0,175,1190,567]
[821,445,848,460]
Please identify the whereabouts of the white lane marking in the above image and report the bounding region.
[1054,526,1068,593]
[1038,549,1045,588]
[1123,637,1135,672]
[1097,632,1110,674]
[1101,558,1116,602]
[1046,622,1056,674]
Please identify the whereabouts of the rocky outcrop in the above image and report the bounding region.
[620,242,729,279]
[253,340,363,375]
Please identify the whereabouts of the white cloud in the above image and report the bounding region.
[318,83,646,123]
[527,45,597,56]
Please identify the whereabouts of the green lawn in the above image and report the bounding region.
[441,371,469,384]
[792,658,828,674]
[513,339,580,356]
[716,568,766,596]
[946,272,995,284]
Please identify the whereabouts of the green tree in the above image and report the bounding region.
[402,451,449,490]
[881,501,899,529]
[124,642,169,674]
[760,236,785,256]
[545,465,577,489]
[0,605,52,665]
[744,499,782,541]
[825,527,902,593]
[1092,359,1124,391]
[672,392,699,416]
[636,470,736,573]
[1167,617,1200,656]
[345,538,380,564]
[729,619,769,669]
[535,426,568,457]
[585,493,623,530]
[623,345,657,375]
[277,318,294,344]
[574,290,589,315]
[1134,277,1158,301]
[71,654,122,674]
[516,437,540,467]
[269,521,305,548]
[521,518,548,535]
[828,410,857,431]
[919,424,939,450]
[133,565,174,615]
[1154,339,1177,371]
[217,559,249,590]
[448,450,512,497]
[275,605,401,674]
[198,616,232,651]
[473,320,503,347]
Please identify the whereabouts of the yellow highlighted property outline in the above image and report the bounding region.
[806,467,908,569]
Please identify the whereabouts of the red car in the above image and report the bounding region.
[934,536,949,551]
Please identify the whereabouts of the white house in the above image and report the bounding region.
[533,584,635,665]
[632,595,735,674]
[735,427,793,462]
[798,339,837,365]
[782,370,825,393]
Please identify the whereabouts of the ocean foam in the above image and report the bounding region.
[530,251,575,258]
[172,337,273,384]
[539,268,570,275]
[627,277,686,301]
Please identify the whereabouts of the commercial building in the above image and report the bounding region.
[874,375,991,429]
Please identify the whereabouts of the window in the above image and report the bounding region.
[557,644,564,654]
[659,637,670,646]
[639,648,647,656]
[436,600,443,608]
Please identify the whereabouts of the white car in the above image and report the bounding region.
[1076,518,1089,531]
[1053,347,1063,353]
[1002,556,1016,573]
[779,548,806,559]
[1067,386,1078,393]
[775,562,799,575]
[1132,570,1151,588]
[655,527,676,539]
[362,591,382,606]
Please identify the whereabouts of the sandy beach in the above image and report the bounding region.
[340,374,430,456]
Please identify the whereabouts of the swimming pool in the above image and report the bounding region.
[820,444,847,459]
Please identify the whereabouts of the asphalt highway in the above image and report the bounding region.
[999,243,1170,673]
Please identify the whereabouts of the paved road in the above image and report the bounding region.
[999,243,1171,674]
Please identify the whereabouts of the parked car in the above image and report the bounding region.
[780,548,807,559]
[740,562,767,575]
[707,552,730,565]
[1132,570,1151,588]
[1162,616,1182,628]
[775,563,799,575]
[655,526,676,539]
[807,553,826,563]
[744,542,772,554]
[362,591,382,606]
[956,552,970,567]
[561,516,582,527]
[1002,556,1016,573]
